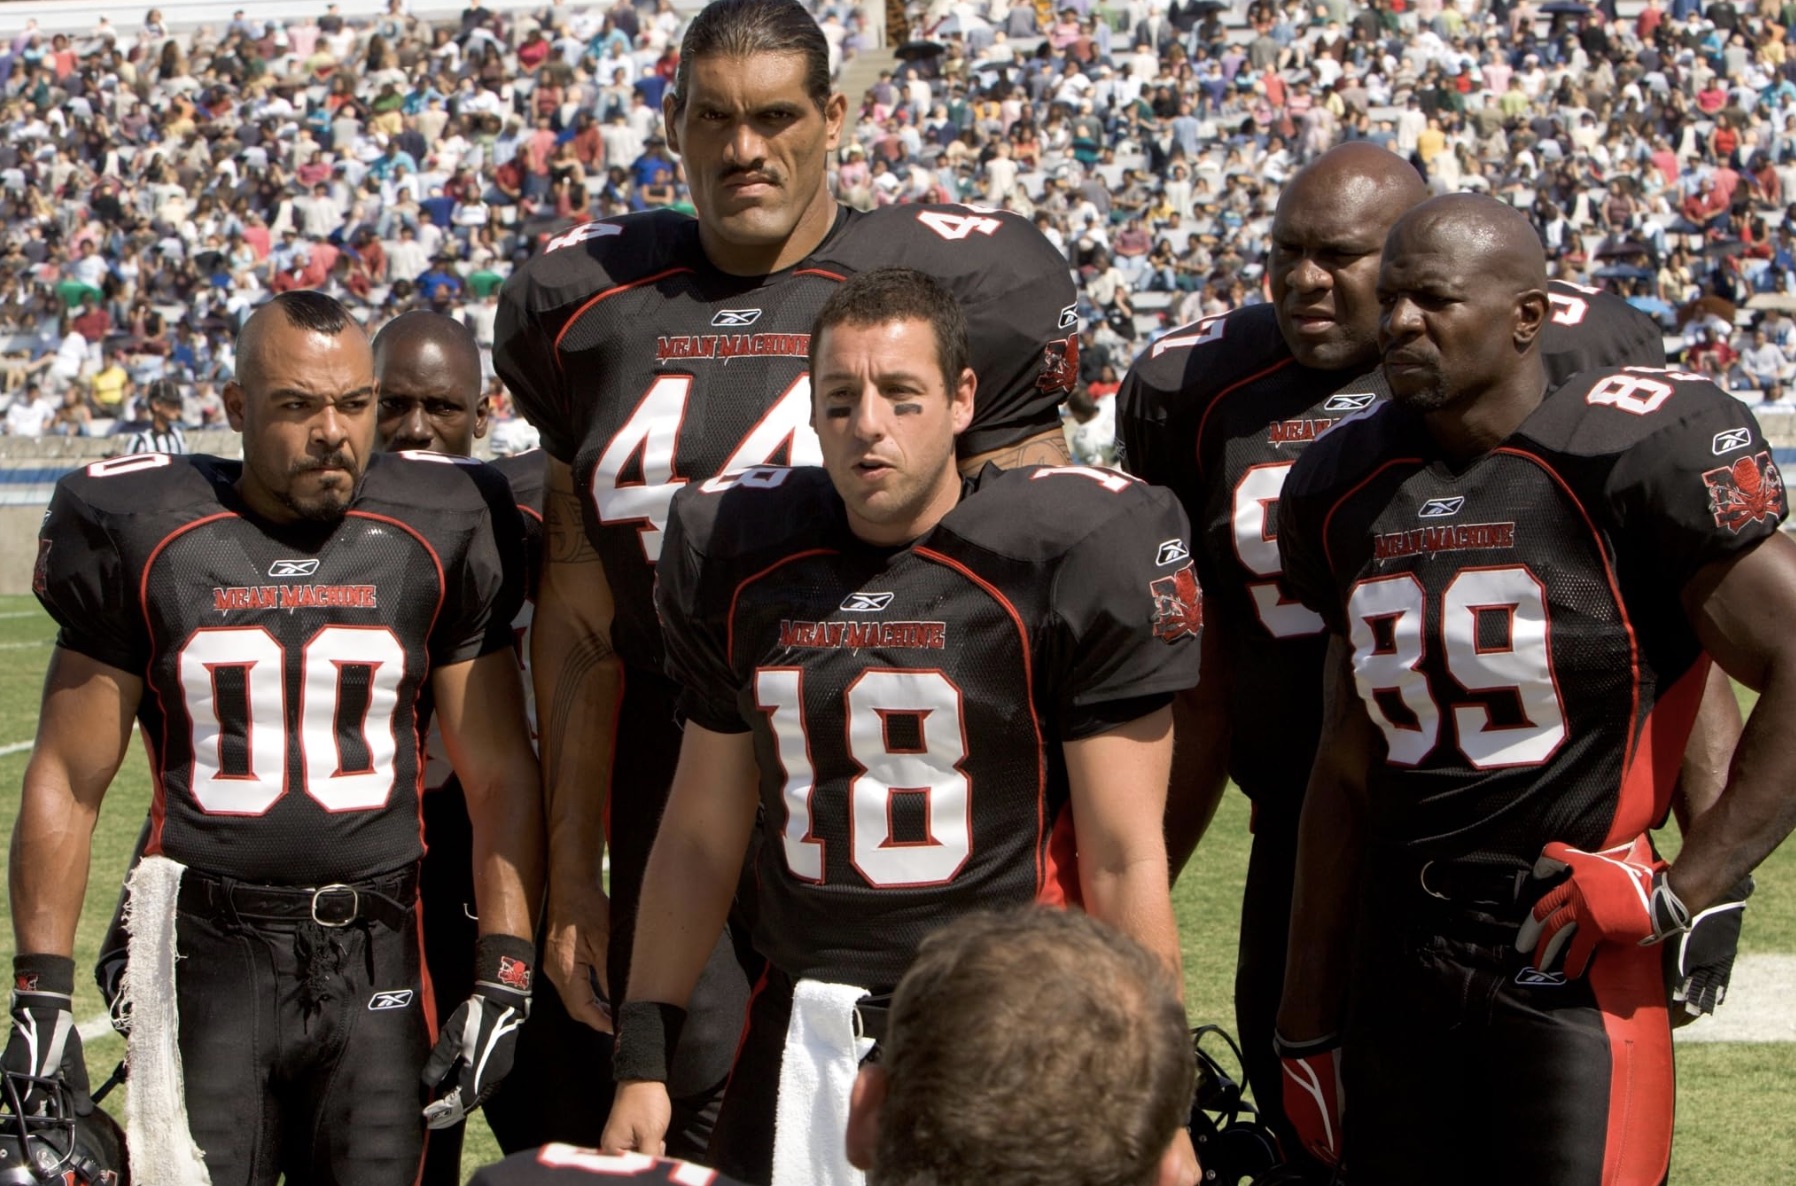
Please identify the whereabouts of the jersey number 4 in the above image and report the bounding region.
[176,625,406,815]
[593,374,821,561]
[757,667,971,888]
[1347,568,1566,769]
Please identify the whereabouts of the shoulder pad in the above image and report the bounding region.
[500,210,697,321]
[359,450,516,517]
[821,204,1071,298]
[1120,303,1289,421]
[1528,366,1750,455]
[944,465,1180,562]
[51,452,230,519]
[489,449,547,518]
[666,466,837,562]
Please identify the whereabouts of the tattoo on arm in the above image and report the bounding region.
[547,486,600,564]
[958,428,1073,476]
[544,630,616,792]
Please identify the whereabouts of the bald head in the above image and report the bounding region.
[1386,193,1548,295]
[1377,192,1551,422]
[1269,144,1431,370]
[372,310,488,455]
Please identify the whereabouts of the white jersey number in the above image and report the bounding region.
[592,374,821,561]
[1231,462,1325,638]
[755,667,972,888]
[179,625,407,814]
[1346,566,1566,768]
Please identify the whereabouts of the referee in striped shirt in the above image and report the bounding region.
[124,379,188,455]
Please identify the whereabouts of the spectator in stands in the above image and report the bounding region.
[4,379,55,437]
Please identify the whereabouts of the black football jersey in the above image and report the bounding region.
[1115,284,1666,805]
[657,464,1200,988]
[494,204,1078,677]
[1278,367,1784,865]
[424,448,547,791]
[35,451,525,883]
[470,1145,748,1186]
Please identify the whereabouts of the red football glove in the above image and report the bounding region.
[1517,837,1691,979]
[1273,1033,1343,1168]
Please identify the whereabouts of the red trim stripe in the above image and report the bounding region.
[793,267,847,281]
[1192,357,1295,483]
[552,267,695,357]
[912,547,1050,894]
[1587,937,1674,1186]
[726,549,838,662]
[1319,458,1424,576]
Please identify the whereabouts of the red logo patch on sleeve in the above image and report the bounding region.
[1702,451,1786,533]
[496,955,533,992]
[15,972,38,993]
[1036,335,1079,396]
[1149,564,1203,642]
[31,539,50,599]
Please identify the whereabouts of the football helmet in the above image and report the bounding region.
[1186,1025,1281,1186]
[0,1067,128,1186]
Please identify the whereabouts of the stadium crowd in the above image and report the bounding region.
[2,0,1796,442]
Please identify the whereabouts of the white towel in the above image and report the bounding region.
[770,979,875,1186]
[122,855,213,1186]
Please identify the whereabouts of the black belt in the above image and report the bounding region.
[1414,860,1532,909]
[177,865,419,931]
[854,994,894,1046]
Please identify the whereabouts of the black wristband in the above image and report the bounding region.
[613,1001,686,1084]
[473,934,536,998]
[12,954,75,997]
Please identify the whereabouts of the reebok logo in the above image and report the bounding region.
[368,989,415,1011]
[1514,968,1566,988]
[711,308,763,327]
[1155,539,1190,566]
[1321,391,1376,412]
[1712,427,1752,455]
[269,558,320,578]
[840,592,895,612]
[1418,497,1465,519]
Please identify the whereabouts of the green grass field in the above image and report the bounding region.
[0,595,1790,1182]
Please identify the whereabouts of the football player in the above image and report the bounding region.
[7,292,544,1186]
[1114,142,1746,1170]
[1274,194,1796,1181]
[372,311,575,1180]
[494,0,1079,1153]
[845,908,1195,1186]
[598,267,1199,1184]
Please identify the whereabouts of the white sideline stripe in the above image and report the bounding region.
[0,639,50,649]
[76,1013,115,1042]
[1674,954,1796,1043]
[0,611,43,619]
[0,740,33,757]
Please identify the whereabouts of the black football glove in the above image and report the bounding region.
[421,935,532,1129]
[4,954,90,1115]
[1665,875,1753,1027]
[96,901,130,1036]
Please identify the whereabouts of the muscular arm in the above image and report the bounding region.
[532,455,624,1028]
[622,724,760,1009]
[9,649,140,956]
[432,649,544,945]
[957,426,1071,474]
[1276,635,1374,1044]
[1167,614,1234,881]
[1065,706,1185,992]
[1671,662,1741,830]
[1669,533,1796,913]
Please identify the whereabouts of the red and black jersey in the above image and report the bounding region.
[34,451,525,884]
[656,464,1200,989]
[424,448,547,792]
[494,204,1077,677]
[1278,367,1784,865]
[1114,283,1666,807]
[471,1145,748,1186]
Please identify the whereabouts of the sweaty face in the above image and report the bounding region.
[227,325,377,523]
[666,52,845,274]
[1268,180,1402,372]
[1376,230,1521,414]
[375,338,485,455]
[811,318,974,545]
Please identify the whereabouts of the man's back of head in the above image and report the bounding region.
[848,908,1194,1186]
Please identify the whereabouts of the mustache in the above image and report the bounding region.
[290,452,355,475]
[720,162,781,184]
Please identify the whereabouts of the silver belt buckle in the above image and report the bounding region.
[310,883,360,927]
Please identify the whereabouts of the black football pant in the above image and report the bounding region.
[1231,797,1332,1180]
[173,875,430,1186]
[1345,889,1673,1186]
[607,668,757,1156]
